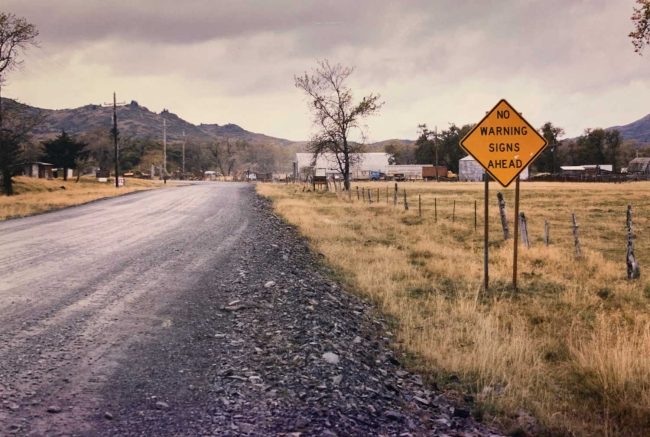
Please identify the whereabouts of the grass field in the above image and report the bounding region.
[0,176,163,221]
[258,180,650,436]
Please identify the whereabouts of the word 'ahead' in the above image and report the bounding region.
[460,99,547,187]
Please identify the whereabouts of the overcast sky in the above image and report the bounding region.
[3,0,649,142]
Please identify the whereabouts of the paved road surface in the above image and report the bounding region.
[0,183,498,436]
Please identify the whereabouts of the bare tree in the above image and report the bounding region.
[294,60,382,190]
[211,138,238,177]
[630,0,650,54]
[0,12,39,129]
[0,12,38,195]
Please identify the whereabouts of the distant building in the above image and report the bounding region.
[560,164,613,176]
[21,162,54,179]
[627,157,650,175]
[458,156,485,182]
[295,152,391,180]
[385,165,424,180]
[459,155,529,182]
[52,168,74,179]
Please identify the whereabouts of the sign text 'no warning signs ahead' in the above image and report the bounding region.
[460,99,547,187]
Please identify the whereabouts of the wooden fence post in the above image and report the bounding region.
[386,187,389,203]
[418,195,422,218]
[435,197,437,222]
[403,190,409,210]
[452,200,456,223]
[543,220,549,246]
[497,192,510,240]
[627,204,641,279]
[474,200,477,231]
[377,188,380,203]
[368,188,372,204]
[519,212,530,248]
[356,186,360,200]
[393,183,398,207]
[572,213,581,258]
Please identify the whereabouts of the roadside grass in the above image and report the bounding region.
[258,181,650,436]
[0,176,163,221]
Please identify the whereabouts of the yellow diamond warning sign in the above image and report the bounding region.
[460,99,547,187]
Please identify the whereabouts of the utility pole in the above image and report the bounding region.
[113,93,119,188]
[434,125,439,182]
[182,130,186,178]
[162,118,167,178]
[102,92,126,188]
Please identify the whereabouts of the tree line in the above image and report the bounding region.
[381,122,640,175]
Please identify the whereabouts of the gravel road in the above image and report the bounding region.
[0,183,500,436]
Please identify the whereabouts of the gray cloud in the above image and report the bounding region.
[3,0,649,141]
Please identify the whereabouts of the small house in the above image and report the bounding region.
[21,162,54,179]
[628,158,650,175]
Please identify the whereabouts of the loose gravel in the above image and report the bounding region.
[0,183,501,436]
[95,191,501,436]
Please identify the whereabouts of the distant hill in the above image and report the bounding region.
[608,113,650,145]
[1,98,296,147]
[2,98,414,151]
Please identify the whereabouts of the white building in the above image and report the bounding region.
[458,155,529,182]
[458,156,485,182]
[385,165,424,180]
[295,152,391,180]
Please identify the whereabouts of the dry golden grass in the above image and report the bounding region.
[0,176,163,221]
[258,180,650,436]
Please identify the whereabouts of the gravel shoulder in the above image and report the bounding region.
[0,183,501,436]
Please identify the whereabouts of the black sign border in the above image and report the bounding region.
[459,99,548,187]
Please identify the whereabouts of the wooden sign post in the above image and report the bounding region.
[513,177,520,290]
[460,100,547,292]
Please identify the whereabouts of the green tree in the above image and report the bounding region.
[438,124,472,173]
[576,129,606,164]
[630,0,650,54]
[384,142,416,165]
[42,131,89,181]
[415,123,471,173]
[295,60,383,190]
[535,122,564,173]
[572,128,623,171]
[604,129,622,172]
[414,125,434,164]
[0,12,38,195]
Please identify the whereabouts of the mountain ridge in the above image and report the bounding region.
[1,98,414,150]
[608,113,650,144]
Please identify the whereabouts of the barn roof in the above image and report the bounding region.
[295,152,391,171]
